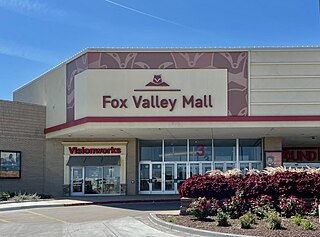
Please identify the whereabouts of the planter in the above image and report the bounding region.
[180,197,195,215]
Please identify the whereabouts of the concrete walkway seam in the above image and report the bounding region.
[149,213,259,237]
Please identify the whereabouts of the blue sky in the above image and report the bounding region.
[1,0,320,100]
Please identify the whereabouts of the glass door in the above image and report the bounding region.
[71,167,84,196]
[139,163,163,194]
[151,163,162,193]
[176,163,187,193]
[164,163,175,193]
[140,163,151,193]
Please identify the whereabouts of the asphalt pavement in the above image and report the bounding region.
[0,202,202,237]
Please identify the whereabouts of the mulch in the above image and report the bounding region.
[157,214,320,237]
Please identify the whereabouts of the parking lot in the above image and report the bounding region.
[0,202,194,237]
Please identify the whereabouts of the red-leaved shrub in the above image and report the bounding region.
[179,168,320,200]
[178,174,243,199]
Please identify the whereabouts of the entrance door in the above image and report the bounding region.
[140,163,150,192]
[151,163,162,193]
[139,163,162,194]
[176,163,187,192]
[164,163,175,193]
[140,162,190,194]
[71,167,84,196]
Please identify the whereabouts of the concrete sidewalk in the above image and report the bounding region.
[0,195,180,212]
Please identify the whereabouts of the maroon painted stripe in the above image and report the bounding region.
[44,116,320,134]
[133,89,181,92]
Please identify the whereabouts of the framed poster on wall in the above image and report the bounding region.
[265,151,282,168]
[0,151,21,178]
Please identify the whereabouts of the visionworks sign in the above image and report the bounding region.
[68,146,121,154]
[74,69,228,119]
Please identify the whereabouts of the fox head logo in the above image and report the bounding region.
[146,74,169,86]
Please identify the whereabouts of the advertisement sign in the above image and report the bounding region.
[0,151,21,178]
[265,151,282,168]
[283,147,320,162]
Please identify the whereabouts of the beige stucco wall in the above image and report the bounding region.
[13,65,66,128]
[126,138,138,195]
[264,137,283,151]
[250,50,320,116]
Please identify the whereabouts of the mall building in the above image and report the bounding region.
[1,47,320,197]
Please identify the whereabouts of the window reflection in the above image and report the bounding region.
[189,139,212,161]
[214,139,236,161]
[239,139,262,161]
[140,140,162,161]
[164,140,187,161]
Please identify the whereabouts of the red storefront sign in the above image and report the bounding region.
[282,147,320,162]
[68,146,121,155]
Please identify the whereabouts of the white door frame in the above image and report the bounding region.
[71,167,84,196]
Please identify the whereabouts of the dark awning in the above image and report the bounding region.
[67,156,120,166]
[67,156,86,166]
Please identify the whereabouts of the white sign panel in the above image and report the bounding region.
[74,69,227,119]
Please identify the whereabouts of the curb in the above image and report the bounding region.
[0,199,180,212]
[149,213,259,237]
[63,198,180,207]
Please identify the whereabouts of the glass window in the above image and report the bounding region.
[140,140,162,161]
[164,140,187,161]
[240,162,250,173]
[252,162,262,170]
[214,139,236,161]
[190,163,200,177]
[202,163,212,174]
[84,167,103,194]
[189,139,212,161]
[214,163,224,172]
[239,139,262,161]
[103,166,120,194]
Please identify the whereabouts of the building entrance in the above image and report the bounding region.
[139,162,213,194]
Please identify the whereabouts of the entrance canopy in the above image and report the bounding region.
[47,119,320,146]
[67,156,120,166]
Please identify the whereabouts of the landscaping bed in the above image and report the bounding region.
[157,214,320,237]
[170,167,320,237]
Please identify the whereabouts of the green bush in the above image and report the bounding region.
[239,213,256,229]
[290,215,302,226]
[216,210,229,226]
[0,192,10,201]
[10,192,40,202]
[267,211,282,230]
[165,216,176,223]
[301,219,316,230]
